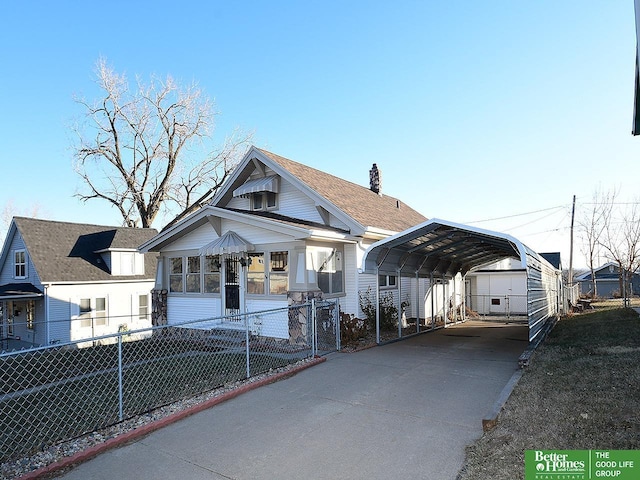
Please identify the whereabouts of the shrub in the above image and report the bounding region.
[340,313,368,346]
[358,286,398,331]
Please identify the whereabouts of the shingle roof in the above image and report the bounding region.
[13,217,158,283]
[256,149,427,233]
[224,208,350,233]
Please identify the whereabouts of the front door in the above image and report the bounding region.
[223,255,243,321]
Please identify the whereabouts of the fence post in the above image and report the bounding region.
[335,299,341,351]
[245,312,250,378]
[118,334,124,421]
[311,299,316,357]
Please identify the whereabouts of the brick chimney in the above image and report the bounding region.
[369,163,381,195]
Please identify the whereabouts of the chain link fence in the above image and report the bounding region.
[466,294,528,321]
[0,300,338,463]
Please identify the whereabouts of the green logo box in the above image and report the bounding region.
[525,450,640,480]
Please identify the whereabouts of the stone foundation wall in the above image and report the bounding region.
[287,290,323,345]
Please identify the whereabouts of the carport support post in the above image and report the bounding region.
[375,266,381,344]
[397,267,402,339]
[442,274,447,327]
[415,271,420,333]
[430,273,435,330]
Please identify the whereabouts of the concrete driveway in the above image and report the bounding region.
[57,320,528,480]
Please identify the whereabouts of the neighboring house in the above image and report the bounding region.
[574,262,640,298]
[465,252,562,316]
[0,217,158,349]
[139,146,428,339]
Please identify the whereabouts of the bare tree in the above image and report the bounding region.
[1,200,45,245]
[578,188,616,298]
[73,58,252,228]
[600,199,640,307]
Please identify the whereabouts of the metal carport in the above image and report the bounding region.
[361,219,563,343]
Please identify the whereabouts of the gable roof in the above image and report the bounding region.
[213,147,427,235]
[260,149,426,233]
[5,217,158,283]
[539,252,562,270]
[573,262,640,281]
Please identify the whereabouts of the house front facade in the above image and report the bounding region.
[0,217,158,349]
[140,147,429,340]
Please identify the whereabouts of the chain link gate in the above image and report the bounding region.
[310,299,340,355]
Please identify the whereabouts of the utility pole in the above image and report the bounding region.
[569,195,576,290]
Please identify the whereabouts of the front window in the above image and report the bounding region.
[14,250,26,278]
[269,251,288,295]
[204,255,221,293]
[139,294,149,321]
[26,300,35,330]
[317,249,344,295]
[247,253,265,294]
[169,257,183,293]
[186,256,201,293]
[6,301,13,335]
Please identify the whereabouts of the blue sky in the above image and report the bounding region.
[0,1,637,268]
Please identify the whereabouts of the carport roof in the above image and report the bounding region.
[362,219,532,278]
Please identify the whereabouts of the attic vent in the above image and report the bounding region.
[370,163,381,195]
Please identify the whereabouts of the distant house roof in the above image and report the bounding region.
[257,148,427,233]
[573,262,640,282]
[539,252,562,270]
[9,217,158,283]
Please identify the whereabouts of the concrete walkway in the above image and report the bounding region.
[56,320,528,480]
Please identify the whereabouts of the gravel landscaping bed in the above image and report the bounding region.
[0,357,318,480]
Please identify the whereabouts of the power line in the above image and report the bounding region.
[465,205,568,224]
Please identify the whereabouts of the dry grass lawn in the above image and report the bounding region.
[457,307,640,480]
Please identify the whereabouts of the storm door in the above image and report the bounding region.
[224,255,243,321]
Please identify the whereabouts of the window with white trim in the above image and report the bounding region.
[269,251,288,295]
[251,192,277,211]
[204,255,221,293]
[379,274,397,288]
[169,257,184,293]
[138,294,149,321]
[186,256,201,293]
[317,249,344,295]
[247,253,265,294]
[79,297,108,327]
[14,250,26,279]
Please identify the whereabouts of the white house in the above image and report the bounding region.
[139,147,429,340]
[0,217,158,349]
